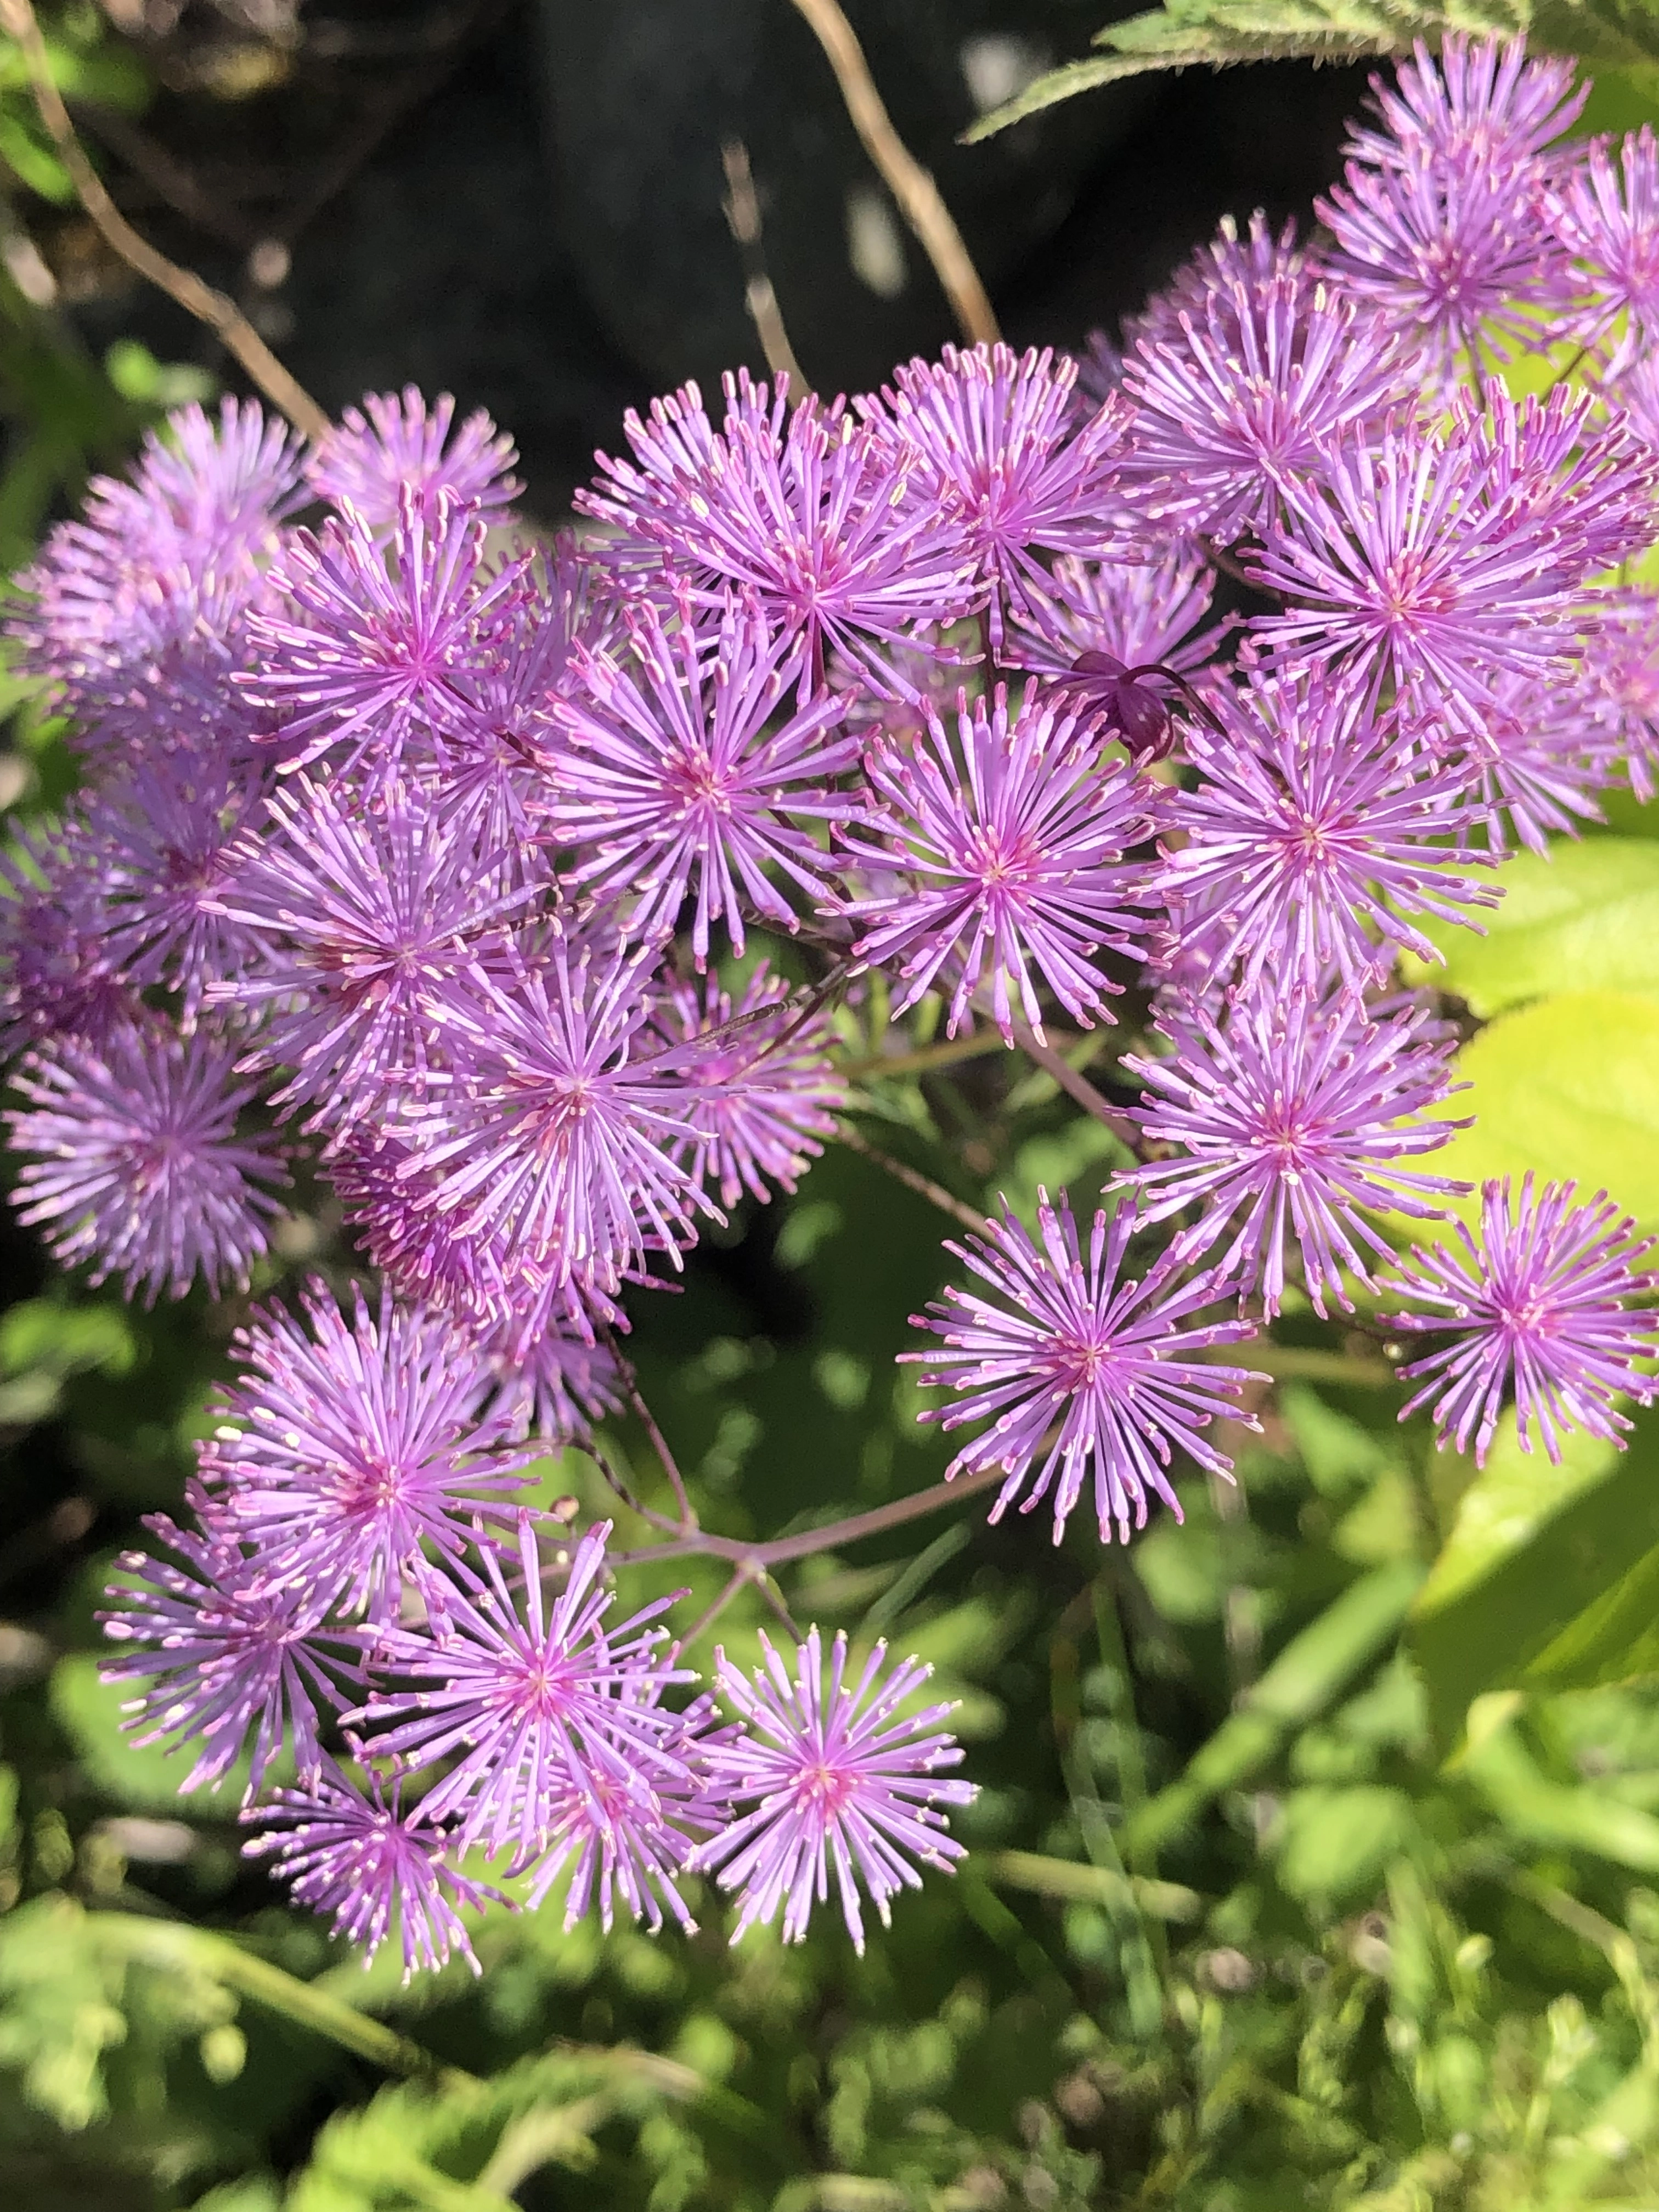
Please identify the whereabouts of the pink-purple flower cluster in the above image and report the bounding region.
[7,41,1659,1975]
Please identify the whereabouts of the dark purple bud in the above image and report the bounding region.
[1050,651,1177,764]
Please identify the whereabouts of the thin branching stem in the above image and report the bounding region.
[786,0,999,347]
[0,0,331,441]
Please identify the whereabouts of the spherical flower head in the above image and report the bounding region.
[100,1511,362,1797]
[1382,1174,1659,1466]
[544,592,858,963]
[403,935,713,1298]
[1123,988,1471,1317]
[471,1309,622,1443]
[201,1280,543,1627]
[242,489,518,787]
[1317,40,1579,386]
[1553,127,1659,378]
[840,682,1156,1044]
[693,1628,974,1955]
[1118,275,1410,543]
[1008,547,1231,690]
[1157,670,1497,995]
[1249,398,1625,731]
[207,770,538,1138]
[1583,587,1659,801]
[857,343,1128,644]
[244,1759,500,1979]
[91,749,267,1026]
[523,1689,731,1935]
[1345,36,1584,184]
[651,961,845,1208]
[578,371,974,681]
[355,1516,691,1865]
[307,386,521,532]
[1127,213,1311,356]
[0,825,129,1063]
[5,1017,288,1305]
[905,1192,1265,1544]
[11,397,303,706]
[1464,663,1618,855]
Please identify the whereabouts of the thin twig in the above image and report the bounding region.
[579,1436,685,1540]
[613,1459,1006,1571]
[678,1566,749,1656]
[1007,1018,1141,1148]
[837,1118,988,1234]
[786,0,998,347]
[840,1027,1014,1081]
[720,139,809,396]
[0,0,330,441]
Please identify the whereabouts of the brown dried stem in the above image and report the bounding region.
[720,138,810,396]
[786,0,998,348]
[0,0,331,441]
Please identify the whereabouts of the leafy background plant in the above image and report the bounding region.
[6,7,1659,2210]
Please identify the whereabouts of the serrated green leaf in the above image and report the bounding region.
[1403,840,1659,1015]
[962,0,1531,140]
[1416,991,1659,1232]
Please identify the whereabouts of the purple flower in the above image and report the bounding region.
[544,595,857,962]
[402,935,712,1297]
[244,492,518,785]
[1317,40,1578,383]
[90,750,266,1025]
[12,398,302,705]
[356,1517,690,1865]
[905,1193,1263,1543]
[1249,398,1622,728]
[1465,665,1617,854]
[579,373,973,682]
[1583,588,1659,800]
[1007,548,1234,763]
[208,771,538,1136]
[1127,212,1310,356]
[1156,670,1497,994]
[1383,1175,1659,1466]
[328,1122,620,1356]
[307,386,521,532]
[5,1018,287,1304]
[100,1511,361,1796]
[695,1628,973,1954]
[473,1311,620,1443]
[651,962,845,1209]
[1122,989,1470,1317]
[0,826,129,1061]
[244,1760,499,1979]
[437,538,616,837]
[857,343,1127,642]
[1344,35,1583,181]
[840,684,1155,1043]
[1554,126,1659,376]
[1118,275,1409,543]
[201,1281,541,1626]
[523,1691,730,1934]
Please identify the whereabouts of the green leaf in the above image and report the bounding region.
[1414,991,1659,1232]
[1410,1409,1659,1742]
[1402,840,1659,1016]
[962,0,1531,140]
